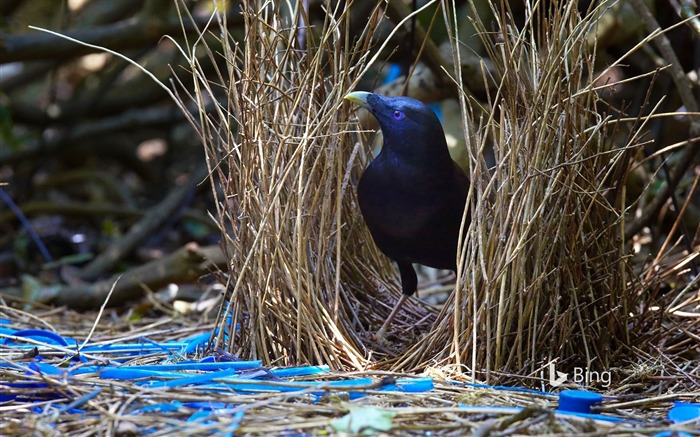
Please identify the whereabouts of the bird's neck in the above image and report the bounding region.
[382,137,454,170]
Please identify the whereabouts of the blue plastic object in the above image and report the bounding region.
[0,322,439,429]
[557,389,603,414]
[668,401,700,423]
[2,328,70,346]
[653,433,694,437]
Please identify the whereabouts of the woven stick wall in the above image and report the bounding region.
[394,1,637,378]
[186,0,654,378]
[191,1,430,369]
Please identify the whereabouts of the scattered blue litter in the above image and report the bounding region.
[0,320,434,418]
[0,318,693,434]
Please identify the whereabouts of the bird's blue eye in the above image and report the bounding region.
[393,110,404,120]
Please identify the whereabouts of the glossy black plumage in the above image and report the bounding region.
[345,92,470,339]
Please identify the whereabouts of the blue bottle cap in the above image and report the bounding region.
[557,389,603,413]
[668,401,700,423]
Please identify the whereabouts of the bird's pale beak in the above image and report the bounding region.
[344,91,371,109]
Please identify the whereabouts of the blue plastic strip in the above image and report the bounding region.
[96,363,326,382]
[376,377,433,393]
[9,329,69,346]
[269,365,329,378]
[58,387,102,413]
[28,361,64,375]
[106,361,263,372]
[78,342,189,353]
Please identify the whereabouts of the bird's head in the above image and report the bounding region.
[344,91,449,161]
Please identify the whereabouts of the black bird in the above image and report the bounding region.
[344,91,469,340]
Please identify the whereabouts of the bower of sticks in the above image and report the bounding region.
[177,0,699,387]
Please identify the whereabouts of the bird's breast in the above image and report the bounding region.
[357,155,465,245]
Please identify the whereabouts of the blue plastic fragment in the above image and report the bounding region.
[183,401,232,410]
[557,389,603,414]
[0,327,17,336]
[668,401,700,423]
[0,360,89,401]
[384,64,403,83]
[28,361,64,375]
[182,331,214,354]
[653,432,695,437]
[147,367,244,388]
[78,342,188,353]
[66,365,112,375]
[459,388,625,424]
[187,409,216,423]
[97,363,331,391]
[229,410,245,431]
[268,365,329,378]
[58,387,102,413]
[99,367,187,381]
[137,401,183,413]
[1,330,88,363]
[185,408,243,433]
[2,329,70,346]
[129,376,377,397]
[107,360,263,372]
[377,377,433,393]
[198,356,219,363]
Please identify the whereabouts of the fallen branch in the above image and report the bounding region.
[81,163,210,278]
[0,243,227,310]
